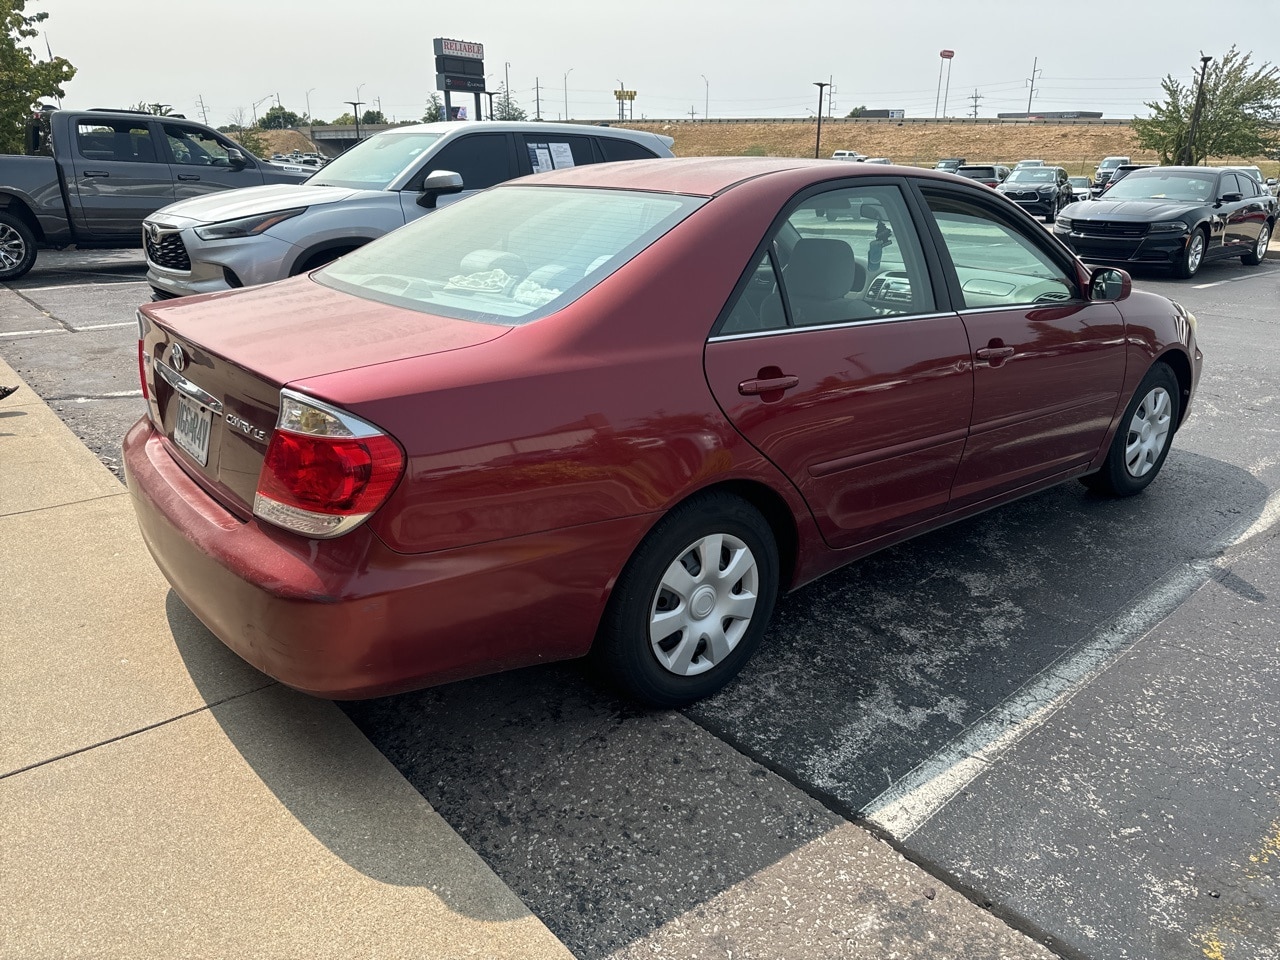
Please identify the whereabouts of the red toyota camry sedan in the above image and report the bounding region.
[124,157,1202,707]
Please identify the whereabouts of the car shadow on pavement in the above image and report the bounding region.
[164,448,1268,957]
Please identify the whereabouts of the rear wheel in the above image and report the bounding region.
[0,211,37,281]
[1241,222,1271,266]
[1173,229,1206,279]
[592,492,779,707]
[1082,363,1180,497]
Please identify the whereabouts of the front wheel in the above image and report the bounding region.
[1241,222,1271,266]
[1173,229,1206,279]
[591,493,780,707]
[0,211,37,281]
[1082,363,1180,497]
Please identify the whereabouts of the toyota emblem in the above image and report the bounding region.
[171,342,186,373]
[146,223,160,244]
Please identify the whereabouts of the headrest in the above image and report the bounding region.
[786,238,857,300]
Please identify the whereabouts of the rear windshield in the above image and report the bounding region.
[959,166,997,177]
[1007,169,1055,183]
[315,185,706,325]
[309,132,442,189]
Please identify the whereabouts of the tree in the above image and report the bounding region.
[494,83,527,121]
[422,93,443,123]
[845,105,867,118]
[1133,47,1280,164]
[260,104,301,129]
[360,109,385,125]
[0,1,76,154]
[330,111,355,125]
[130,101,175,116]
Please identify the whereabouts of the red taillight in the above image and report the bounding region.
[137,339,149,400]
[258,430,403,516]
[253,391,405,539]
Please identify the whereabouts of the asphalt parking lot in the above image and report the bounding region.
[3,246,1278,959]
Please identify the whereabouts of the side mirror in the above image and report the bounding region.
[1218,192,1243,204]
[1268,178,1278,187]
[1088,266,1131,302]
[225,147,248,170]
[416,169,465,208]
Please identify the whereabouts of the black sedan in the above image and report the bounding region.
[997,166,1075,222]
[1055,166,1276,279]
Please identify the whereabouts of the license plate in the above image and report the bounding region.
[174,393,213,466]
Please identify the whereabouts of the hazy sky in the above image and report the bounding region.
[38,0,1276,125]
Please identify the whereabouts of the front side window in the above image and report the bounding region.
[923,191,1078,307]
[418,134,515,190]
[76,120,158,163]
[163,124,235,166]
[316,185,704,325]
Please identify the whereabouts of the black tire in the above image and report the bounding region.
[591,492,780,708]
[291,245,360,275]
[1241,221,1271,267]
[1082,363,1180,497]
[1172,228,1207,279]
[0,210,37,281]
[1044,197,1059,224]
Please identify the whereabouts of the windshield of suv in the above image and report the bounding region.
[308,132,443,189]
[1099,158,1126,170]
[1007,169,1055,183]
[958,167,997,178]
[1103,171,1215,203]
[315,185,706,325]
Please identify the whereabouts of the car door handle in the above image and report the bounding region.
[976,346,1015,361]
[177,174,201,181]
[82,170,110,177]
[739,375,799,396]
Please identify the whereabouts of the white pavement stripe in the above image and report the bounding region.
[70,321,137,331]
[0,328,65,338]
[67,391,144,401]
[17,280,148,291]
[863,495,1280,839]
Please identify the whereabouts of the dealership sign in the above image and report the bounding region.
[435,38,484,59]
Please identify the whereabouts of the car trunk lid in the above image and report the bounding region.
[139,276,510,518]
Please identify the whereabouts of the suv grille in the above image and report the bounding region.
[1073,220,1149,238]
[144,226,190,271]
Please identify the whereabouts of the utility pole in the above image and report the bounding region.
[688,105,698,120]
[1026,57,1042,114]
[828,74,836,119]
[968,88,983,118]
[195,94,209,125]
[813,81,829,159]
[1183,53,1214,165]
[534,77,541,120]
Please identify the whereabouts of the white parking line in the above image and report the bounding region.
[66,391,144,401]
[1192,269,1274,290]
[20,279,148,291]
[0,328,65,339]
[862,488,1280,839]
[70,321,138,331]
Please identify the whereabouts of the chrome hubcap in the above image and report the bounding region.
[1125,386,1172,478]
[1187,234,1204,272]
[0,224,26,270]
[648,533,759,677]
[1257,225,1271,259]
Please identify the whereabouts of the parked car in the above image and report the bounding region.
[1223,166,1276,198]
[861,158,892,165]
[832,150,866,161]
[934,157,965,172]
[0,108,309,280]
[142,120,675,300]
[1056,165,1276,279]
[1068,175,1093,199]
[1099,163,1157,196]
[955,164,1011,188]
[1013,159,1045,170]
[997,165,1075,222]
[125,156,1201,707]
[1091,156,1131,196]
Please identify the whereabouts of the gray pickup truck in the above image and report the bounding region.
[0,108,309,280]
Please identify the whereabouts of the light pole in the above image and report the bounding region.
[617,78,625,122]
[813,81,829,158]
[935,50,954,118]
[305,87,315,144]
[251,94,273,127]
[701,74,709,121]
[504,61,511,118]
[346,98,365,144]
[1183,53,1213,166]
[563,68,573,121]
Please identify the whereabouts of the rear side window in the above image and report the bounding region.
[76,120,158,163]
[519,134,597,173]
[599,137,660,162]
[426,134,516,190]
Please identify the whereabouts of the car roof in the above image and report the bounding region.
[381,119,675,148]
[508,155,965,197]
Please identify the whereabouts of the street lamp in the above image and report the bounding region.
[346,97,366,144]
[504,61,511,118]
[305,87,316,144]
[564,68,573,121]
[813,81,830,158]
[701,74,709,121]
[1183,53,1214,166]
[251,94,273,127]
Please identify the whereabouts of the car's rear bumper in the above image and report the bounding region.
[123,417,652,699]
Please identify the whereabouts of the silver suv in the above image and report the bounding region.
[143,121,675,299]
